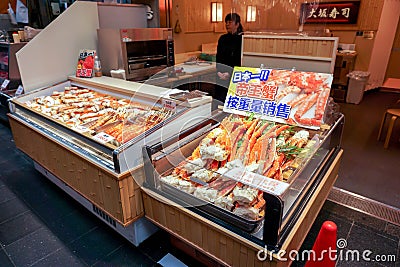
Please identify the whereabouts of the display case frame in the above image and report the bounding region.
[142,110,344,249]
[8,77,212,226]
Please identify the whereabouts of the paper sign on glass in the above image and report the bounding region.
[223,67,333,129]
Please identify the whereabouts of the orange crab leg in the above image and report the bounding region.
[294,93,318,120]
[265,153,285,178]
[314,87,330,120]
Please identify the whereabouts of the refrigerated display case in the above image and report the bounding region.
[7,76,212,245]
[0,41,26,121]
[142,109,344,266]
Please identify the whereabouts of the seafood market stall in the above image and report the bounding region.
[7,76,212,245]
[7,0,212,245]
[141,67,344,266]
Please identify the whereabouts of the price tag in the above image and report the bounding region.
[162,98,177,112]
[255,178,289,196]
[93,132,115,144]
[225,167,289,196]
[225,168,254,184]
[72,125,90,133]
[15,85,24,96]
[1,79,10,90]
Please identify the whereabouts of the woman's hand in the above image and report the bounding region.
[217,72,230,80]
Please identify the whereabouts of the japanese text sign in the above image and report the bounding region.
[76,49,96,78]
[300,1,360,24]
[223,67,333,129]
[225,168,289,196]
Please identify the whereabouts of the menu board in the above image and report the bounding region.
[223,67,333,129]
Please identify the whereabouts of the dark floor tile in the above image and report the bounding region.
[341,224,398,267]
[0,211,43,246]
[31,191,81,226]
[0,248,15,267]
[352,214,388,234]
[5,227,65,267]
[324,201,390,236]
[0,186,16,204]
[68,225,126,266]
[290,260,305,267]
[0,197,30,224]
[93,243,155,267]
[300,209,352,251]
[293,207,353,267]
[2,168,63,208]
[336,251,387,267]
[384,223,400,241]
[42,207,100,245]
[0,148,30,167]
[31,247,88,267]
[138,230,172,262]
[138,230,206,266]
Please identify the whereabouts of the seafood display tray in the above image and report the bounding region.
[159,173,264,233]
[9,79,212,173]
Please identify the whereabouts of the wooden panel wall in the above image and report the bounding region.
[172,0,385,54]
[243,37,336,58]
[385,17,400,79]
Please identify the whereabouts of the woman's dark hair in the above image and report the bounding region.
[225,12,243,34]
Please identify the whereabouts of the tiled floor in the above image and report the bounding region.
[0,91,399,266]
[335,90,400,208]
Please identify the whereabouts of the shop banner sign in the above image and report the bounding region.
[223,67,333,129]
[300,1,360,24]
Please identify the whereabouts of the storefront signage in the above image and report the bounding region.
[300,1,360,24]
[223,67,333,129]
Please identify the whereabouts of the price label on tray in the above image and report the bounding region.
[15,85,24,96]
[161,98,177,112]
[1,79,10,90]
[225,168,289,196]
[72,125,90,133]
[93,132,114,144]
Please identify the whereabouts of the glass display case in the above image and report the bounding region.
[143,110,344,249]
[8,77,212,226]
[9,79,211,173]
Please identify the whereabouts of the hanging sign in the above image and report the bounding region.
[300,1,360,24]
[223,67,333,129]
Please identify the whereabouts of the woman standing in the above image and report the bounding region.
[214,13,244,102]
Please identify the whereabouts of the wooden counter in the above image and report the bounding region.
[8,114,144,226]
